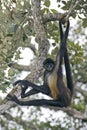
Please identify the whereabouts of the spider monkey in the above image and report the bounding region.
[8,20,73,107]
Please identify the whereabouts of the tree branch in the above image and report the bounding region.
[43,13,67,23]
[23,42,38,55]
[48,106,87,122]
[25,0,50,80]
[75,87,87,103]
[8,62,31,71]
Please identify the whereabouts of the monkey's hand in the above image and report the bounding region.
[13,80,30,92]
[13,80,31,87]
[13,80,29,87]
[7,94,21,105]
[13,80,22,86]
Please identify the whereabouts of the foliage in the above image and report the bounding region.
[0,0,87,130]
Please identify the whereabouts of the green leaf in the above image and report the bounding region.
[62,0,66,5]
[8,69,15,76]
[83,18,87,28]
[0,56,3,61]
[52,42,56,47]
[7,34,13,37]
[51,9,57,14]
[44,0,50,7]
[23,33,28,41]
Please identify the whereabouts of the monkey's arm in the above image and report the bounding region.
[61,21,73,96]
[13,80,50,98]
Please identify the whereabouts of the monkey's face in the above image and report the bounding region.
[44,63,54,72]
[43,58,55,72]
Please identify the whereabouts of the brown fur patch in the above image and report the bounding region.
[47,72,59,99]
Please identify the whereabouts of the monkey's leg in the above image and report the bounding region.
[7,94,67,107]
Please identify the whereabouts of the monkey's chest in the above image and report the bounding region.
[47,73,59,99]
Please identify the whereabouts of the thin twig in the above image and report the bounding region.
[66,0,82,20]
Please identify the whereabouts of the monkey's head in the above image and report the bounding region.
[43,58,55,72]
